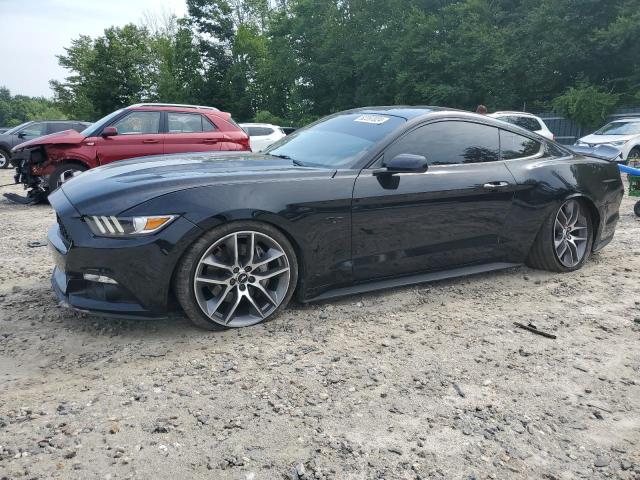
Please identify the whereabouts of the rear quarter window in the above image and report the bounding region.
[500,130,542,160]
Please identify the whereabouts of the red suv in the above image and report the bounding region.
[10,103,250,203]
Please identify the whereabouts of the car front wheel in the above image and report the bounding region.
[0,149,10,169]
[49,163,87,192]
[175,222,298,330]
[527,198,593,273]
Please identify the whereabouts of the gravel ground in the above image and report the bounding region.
[0,168,639,480]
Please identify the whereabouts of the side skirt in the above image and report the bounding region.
[305,262,521,303]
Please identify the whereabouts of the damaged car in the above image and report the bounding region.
[48,107,624,330]
[8,103,250,204]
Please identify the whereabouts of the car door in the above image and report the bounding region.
[164,112,226,154]
[94,110,163,164]
[351,120,518,281]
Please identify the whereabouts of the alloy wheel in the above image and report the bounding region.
[193,231,291,328]
[0,151,7,168]
[553,199,589,268]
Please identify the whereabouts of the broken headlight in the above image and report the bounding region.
[84,215,177,237]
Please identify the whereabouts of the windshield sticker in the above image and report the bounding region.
[354,114,390,125]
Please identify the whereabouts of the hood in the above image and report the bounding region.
[58,151,334,214]
[578,133,635,145]
[12,129,85,151]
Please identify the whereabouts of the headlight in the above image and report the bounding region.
[84,215,177,236]
[575,141,586,146]
[608,140,628,146]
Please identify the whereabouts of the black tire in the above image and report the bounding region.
[634,201,640,218]
[174,221,299,330]
[0,148,11,169]
[526,198,594,273]
[48,163,87,192]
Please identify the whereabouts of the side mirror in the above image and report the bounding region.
[374,154,429,176]
[17,132,26,139]
[101,126,118,137]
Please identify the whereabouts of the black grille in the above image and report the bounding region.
[57,215,72,244]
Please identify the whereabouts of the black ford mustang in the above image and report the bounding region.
[48,107,624,330]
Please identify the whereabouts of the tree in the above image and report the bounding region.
[552,83,619,130]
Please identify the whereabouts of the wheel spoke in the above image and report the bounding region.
[246,232,255,266]
[567,202,579,226]
[206,285,232,317]
[232,234,239,266]
[253,282,277,306]
[224,291,242,325]
[252,248,285,269]
[254,266,289,281]
[196,275,229,286]
[557,241,568,259]
[202,255,234,271]
[566,241,578,265]
[557,207,569,225]
[244,291,265,319]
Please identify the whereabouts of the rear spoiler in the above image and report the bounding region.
[568,144,623,162]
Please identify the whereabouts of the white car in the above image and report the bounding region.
[576,118,640,163]
[488,111,555,140]
[240,123,286,152]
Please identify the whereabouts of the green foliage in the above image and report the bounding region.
[0,87,67,127]
[552,83,620,129]
[48,0,640,125]
[252,110,286,125]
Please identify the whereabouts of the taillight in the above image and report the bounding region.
[238,134,251,151]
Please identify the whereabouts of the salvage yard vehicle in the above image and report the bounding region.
[47,107,624,330]
[240,123,287,152]
[8,103,249,203]
[488,111,555,140]
[575,117,640,164]
[0,120,90,169]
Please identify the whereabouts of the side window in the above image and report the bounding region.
[47,122,72,134]
[500,130,542,160]
[506,116,541,132]
[20,122,46,137]
[384,121,500,165]
[248,127,273,137]
[167,112,215,133]
[112,111,161,135]
[202,116,215,132]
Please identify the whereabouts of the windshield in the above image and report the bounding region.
[595,121,640,136]
[80,109,125,136]
[266,113,406,168]
[5,122,31,135]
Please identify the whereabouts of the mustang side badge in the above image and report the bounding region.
[354,114,389,125]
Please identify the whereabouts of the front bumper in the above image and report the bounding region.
[48,189,203,319]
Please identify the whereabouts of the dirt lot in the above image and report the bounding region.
[0,168,638,480]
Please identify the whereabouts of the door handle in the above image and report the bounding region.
[142,139,159,144]
[482,181,510,189]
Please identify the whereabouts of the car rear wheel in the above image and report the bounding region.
[175,222,298,330]
[0,149,10,169]
[49,163,87,192]
[526,198,593,273]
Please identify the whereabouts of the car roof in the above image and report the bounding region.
[240,123,280,128]
[490,111,540,117]
[609,117,640,123]
[128,103,220,113]
[346,106,448,120]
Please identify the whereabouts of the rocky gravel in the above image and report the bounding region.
[0,169,639,479]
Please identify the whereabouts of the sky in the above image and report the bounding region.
[0,0,188,98]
